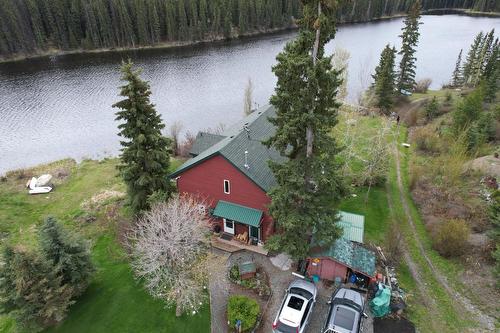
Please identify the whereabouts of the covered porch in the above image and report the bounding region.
[211,200,267,255]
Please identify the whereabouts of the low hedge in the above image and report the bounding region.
[227,295,260,332]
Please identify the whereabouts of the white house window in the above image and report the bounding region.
[223,180,230,194]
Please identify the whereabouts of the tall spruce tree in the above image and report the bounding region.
[463,31,484,86]
[397,0,421,94]
[39,217,94,296]
[0,246,73,330]
[451,49,464,87]
[265,0,346,260]
[372,44,397,114]
[113,60,173,212]
[481,38,499,102]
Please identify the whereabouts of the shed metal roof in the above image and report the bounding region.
[170,105,285,192]
[311,238,376,277]
[338,211,365,243]
[212,200,263,227]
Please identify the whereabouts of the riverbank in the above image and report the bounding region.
[0,26,297,64]
[1,9,498,64]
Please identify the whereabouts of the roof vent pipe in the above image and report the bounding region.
[244,150,250,169]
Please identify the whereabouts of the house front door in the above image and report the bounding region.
[249,226,259,241]
[223,218,235,235]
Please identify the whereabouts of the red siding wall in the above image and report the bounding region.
[307,258,348,282]
[175,155,275,241]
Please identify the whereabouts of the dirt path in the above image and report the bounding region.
[385,155,440,331]
[391,137,496,332]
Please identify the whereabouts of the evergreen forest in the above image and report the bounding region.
[0,0,499,59]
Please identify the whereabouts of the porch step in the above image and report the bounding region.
[211,235,242,253]
[220,232,233,241]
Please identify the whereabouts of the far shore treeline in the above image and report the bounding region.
[1,0,499,60]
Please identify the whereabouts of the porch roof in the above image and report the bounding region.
[212,200,263,227]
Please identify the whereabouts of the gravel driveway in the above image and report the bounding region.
[209,249,373,333]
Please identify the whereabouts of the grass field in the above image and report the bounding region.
[0,158,209,333]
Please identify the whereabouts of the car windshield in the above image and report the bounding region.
[287,296,305,311]
[333,307,356,330]
[276,320,297,333]
[290,287,313,300]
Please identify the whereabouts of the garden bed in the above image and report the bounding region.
[229,264,272,300]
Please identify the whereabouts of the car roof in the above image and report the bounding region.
[288,279,317,298]
[332,288,364,308]
[325,304,360,333]
[279,294,308,327]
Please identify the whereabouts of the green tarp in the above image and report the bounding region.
[370,286,392,317]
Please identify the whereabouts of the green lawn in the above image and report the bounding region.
[0,158,208,333]
[339,186,390,244]
[335,108,393,244]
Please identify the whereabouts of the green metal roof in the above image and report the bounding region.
[170,105,285,191]
[189,132,225,156]
[338,211,365,243]
[212,200,263,227]
[312,238,376,277]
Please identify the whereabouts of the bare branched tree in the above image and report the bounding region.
[243,77,254,116]
[331,47,350,101]
[205,123,226,135]
[179,131,196,157]
[336,114,390,198]
[127,196,210,316]
[357,56,376,107]
[169,121,184,156]
[361,123,390,202]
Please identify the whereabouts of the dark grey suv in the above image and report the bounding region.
[323,288,367,333]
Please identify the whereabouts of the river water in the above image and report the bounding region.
[0,14,498,173]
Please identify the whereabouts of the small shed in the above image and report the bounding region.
[238,261,256,280]
[307,238,376,282]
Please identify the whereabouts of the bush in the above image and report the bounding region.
[227,295,260,332]
[384,222,402,266]
[229,265,240,282]
[432,219,470,258]
[0,246,74,331]
[39,217,94,296]
[425,97,439,120]
[414,78,432,93]
[445,91,453,104]
[412,127,440,153]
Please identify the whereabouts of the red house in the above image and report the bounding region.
[170,106,284,246]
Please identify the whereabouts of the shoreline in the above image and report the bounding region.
[1,9,498,64]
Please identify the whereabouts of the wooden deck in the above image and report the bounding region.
[211,235,268,255]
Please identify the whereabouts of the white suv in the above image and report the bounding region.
[272,279,318,333]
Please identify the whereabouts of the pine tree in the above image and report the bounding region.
[472,29,495,86]
[177,0,189,40]
[373,44,397,114]
[451,49,464,87]
[0,246,73,330]
[265,0,346,260]
[463,31,484,86]
[397,0,421,94]
[425,96,439,120]
[39,217,94,296]
[481,39,499,102]
[113,60,173,212]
